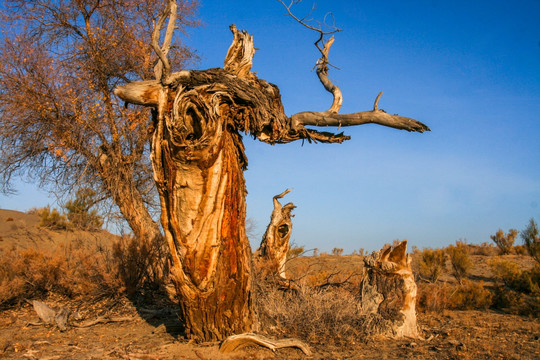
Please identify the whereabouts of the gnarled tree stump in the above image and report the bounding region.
[115,2,428,340]
[255,189,296,278]
[360,241,418,338]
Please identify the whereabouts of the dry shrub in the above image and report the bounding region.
[417,281,492,311]
[521,218,540,264]
[0,235,167,308]
[469,242,498,256]
[112,235,168,295]
[417,282,453,312]
[489,257,540,316]
[38,206,69,230]
[490,229,518,255]
[418,248,446,282]
[449,280,493,310]
[0,243,122,307]
[255,281,388,345]
[287,245,305,259]
[446,241,472,284]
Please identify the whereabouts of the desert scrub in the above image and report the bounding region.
[489,257,540,316]
[490,228,518,255]
[38,206,69,230]
[521,218,540,264]
[446,241,472,284]
[254,281,396,345]
[417,281,492,311]
[449,280,493,310]
[64,188,103,231]
[0,235,167,308]
[418,248,446,282]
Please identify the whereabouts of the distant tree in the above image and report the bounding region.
[490,229,518,255]
[0,0,198,244]
[521,218,540,264]
[332,247,344,256]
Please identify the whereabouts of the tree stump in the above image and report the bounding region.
[255,189,296,278]
[360,241,418,338]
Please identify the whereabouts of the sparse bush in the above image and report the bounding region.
[417,282,452,312]
[287,245,305,259]
[521,218,540,264]
[417,280,493,311]
[313,248,319,257]
[490,228,518,255]
[418,248,446,282]
[469,242,498,256]
[64,188,103,231]
[449,280,493,310]
[112,235,167,295]
[446,240,472,284]
[255,279,392,345]
[332,247,344,256]
[38,206,69,230]
[0,235,167,307]
[489,257,540,316]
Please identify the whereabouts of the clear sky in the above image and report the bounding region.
[1,0,539,253]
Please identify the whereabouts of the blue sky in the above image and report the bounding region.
[1,0,539,253]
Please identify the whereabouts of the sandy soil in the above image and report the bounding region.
[1,209,539,359]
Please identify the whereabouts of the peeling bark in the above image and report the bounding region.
[255,189,295,278]
[115,21,428,342]
[360,241,418,338]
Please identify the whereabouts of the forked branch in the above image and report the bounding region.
[152,0,178,84]
[278,0,343,112]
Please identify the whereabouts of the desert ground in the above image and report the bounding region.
[0,209,539,359]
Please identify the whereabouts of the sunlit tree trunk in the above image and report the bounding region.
[115,7,428,341]
[150,86,253,340]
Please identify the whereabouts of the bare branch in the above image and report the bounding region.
[278,0,343,113]
[291,109,430,133]
[152,0,178,83]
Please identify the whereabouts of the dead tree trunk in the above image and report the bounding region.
[360,241,418,338]
[115,2,428,341]
[255,189,295,278]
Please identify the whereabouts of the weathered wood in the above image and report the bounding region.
[220,333,312,356]
[255,189,296,278]
[360,241,418,338]
[114,13,429,342]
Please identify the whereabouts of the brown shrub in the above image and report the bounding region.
[0,235,167,307]
[469,242,498,256]
[521,218,540,264]
[489,257,540,316]
[418,248,446,282]
[417,282,453,312]
[112,235,168,295]
[449,280,493,310]
[38,206,69,230]
[446,241,472,284]
[490,229,518,255]
[417,280,493,311]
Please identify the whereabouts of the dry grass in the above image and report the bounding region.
[0,235,166,308]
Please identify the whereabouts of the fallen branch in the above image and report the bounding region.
[219,333,312,356]
[73,316,134,328]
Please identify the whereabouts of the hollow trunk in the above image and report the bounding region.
[150,87,253,341]
[255,189,295,278]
